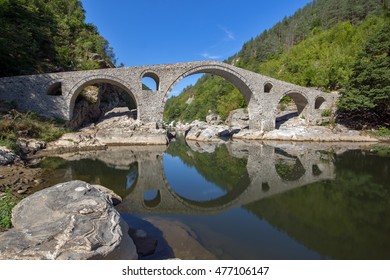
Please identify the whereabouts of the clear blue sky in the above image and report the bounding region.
[81,0,312,94]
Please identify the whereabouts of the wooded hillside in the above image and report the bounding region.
[0,0,116,77]
[164,0,389,129]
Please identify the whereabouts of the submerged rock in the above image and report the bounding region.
[0,180,137,260]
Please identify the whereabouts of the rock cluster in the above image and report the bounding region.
[47,107,168,152]
[0,180,137,260]
[170,109,378,143]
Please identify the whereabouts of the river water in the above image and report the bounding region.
[36,138,390,259]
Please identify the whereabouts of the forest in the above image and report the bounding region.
[164,0,389,130]
[0,0,116,77]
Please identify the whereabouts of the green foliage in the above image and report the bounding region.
[0,190,20,231]
[258,18,386,90]
[371,126,390,138]
[164,75,246,123]
[165,0,388,124]
[337,16,390,126]
[0,0,116,77]
[321,109,332,117]
[0,109,69,152]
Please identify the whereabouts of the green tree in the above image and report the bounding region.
[338,16,390,128]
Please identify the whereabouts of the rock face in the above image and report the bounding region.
[233,125,378,142]
[0,180,137,260]
[226,109,249,130]
[0,146,18,165]
[47,107,168,152]
[185,120,231,142]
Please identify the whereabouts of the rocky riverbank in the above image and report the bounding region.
[45,107,168,153]
[173,109,379,143]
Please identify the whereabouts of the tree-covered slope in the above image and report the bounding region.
[164,0,389,127]
[0,0,116,77]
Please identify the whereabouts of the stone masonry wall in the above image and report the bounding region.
[0,60,338,131]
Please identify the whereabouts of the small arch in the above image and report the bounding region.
[262,182,270,192]
[312,164,322,176]
[141,71,160,91]
[143,190,161,208]
[264,82,273,93]
[47,82,62,96]
[275,91,309,129]
[315,96,326,109]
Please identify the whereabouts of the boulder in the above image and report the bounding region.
[0,180,137,260]
[226,109,249,130]
[0,146,18,165]
[185,121,231,142]
[206,113,222,125]
[17,138,46,155]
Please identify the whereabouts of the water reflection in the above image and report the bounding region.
[37,140,390,259]
[39,140,336,214]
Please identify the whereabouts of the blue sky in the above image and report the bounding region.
[81,0,312,94]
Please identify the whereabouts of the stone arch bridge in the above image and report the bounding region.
[0,60,338,131]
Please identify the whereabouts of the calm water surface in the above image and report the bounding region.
[37,138,390,259]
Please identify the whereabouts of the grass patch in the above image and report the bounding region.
[0,108,70,152]
[0,190,20,232]
[370,126,390,138]
[321,109,332,117]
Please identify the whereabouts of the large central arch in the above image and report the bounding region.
[68,74,138,120]
[165,64,256,104]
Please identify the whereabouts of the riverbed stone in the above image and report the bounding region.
[0,146,18,165]
[0,180,137,260]
[16,138,46,155]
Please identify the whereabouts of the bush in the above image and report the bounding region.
[0,191,20,231]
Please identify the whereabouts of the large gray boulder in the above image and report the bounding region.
[0,180,137,260]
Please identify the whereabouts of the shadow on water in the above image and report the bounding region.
[121,213,175,260]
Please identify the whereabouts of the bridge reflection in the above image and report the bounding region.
[55,140,336,215]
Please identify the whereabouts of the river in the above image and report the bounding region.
[34,138,390,259]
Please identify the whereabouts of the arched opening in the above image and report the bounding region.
[264,82,273,93]
[262,182,270,192]
[143,190,161,208]
[141,72,160,91]
[47,82,62,96]
[163,66,253,127]
[315,96,326,109]
[69,78,137,128]
[275,91,308,129]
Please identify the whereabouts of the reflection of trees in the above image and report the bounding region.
[39,157,138,198]
[245,150,390,259]
[275,158,305,181]
[167,137,250,192]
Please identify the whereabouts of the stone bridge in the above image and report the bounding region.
[0,61,338,131]
[57,142,335,215]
